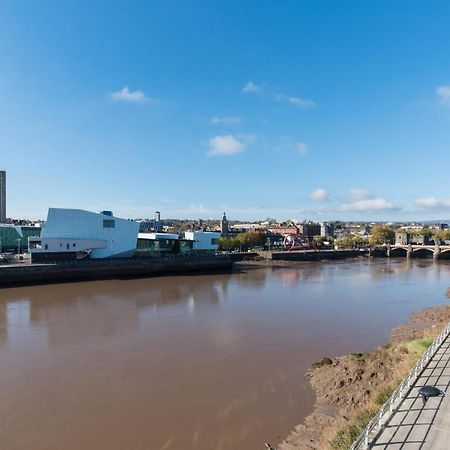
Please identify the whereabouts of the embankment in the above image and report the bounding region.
[279,304,450,450]
[258,250,362,261]
[0,254,232,288]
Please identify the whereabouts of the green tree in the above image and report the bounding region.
[335,235,365,248]
[218,231,266,251]
[369,225,395,245]
[434,229,450,241]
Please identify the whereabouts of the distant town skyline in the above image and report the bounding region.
[2,1,450,221]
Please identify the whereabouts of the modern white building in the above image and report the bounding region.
[136,231,221,255]
[29,208,139,262]
[183,231,220,251]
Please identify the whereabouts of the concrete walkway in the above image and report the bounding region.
[370,339,450,449]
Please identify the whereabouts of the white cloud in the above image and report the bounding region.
[211,116,243,125]
[108,86,149,103]
[415,196,450,208]
[207,134,254,156]
[436,86,450,106]
[242,81,261,93]
[348,188,373,201]
[275,93,316,108]
[340,198,398,212]
[265,138,309,155]
[297,142,308,155]
[309,188,328,202]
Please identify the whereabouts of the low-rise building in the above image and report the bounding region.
[183,231,220,251]
[268,225,299,235]
[136,231,221,255]
[298,223,321,240]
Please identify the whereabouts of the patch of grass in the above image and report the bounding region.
[330,409,376,449]
[375,385,397,406]
[312,357,333,369]
[407,337,434,354]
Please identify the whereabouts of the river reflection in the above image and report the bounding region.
[0,259,449,450]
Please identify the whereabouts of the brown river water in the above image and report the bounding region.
[0,259,449,450]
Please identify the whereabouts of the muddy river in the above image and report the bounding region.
[0,259,449,450]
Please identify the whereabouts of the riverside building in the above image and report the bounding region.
[29,208,220,263]
[29,208,140,262]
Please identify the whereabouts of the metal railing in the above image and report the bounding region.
[350,321,450,449]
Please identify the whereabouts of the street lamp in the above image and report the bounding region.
[16,238,21,260]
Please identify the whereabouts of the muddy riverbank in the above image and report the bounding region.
[278,304,450,450]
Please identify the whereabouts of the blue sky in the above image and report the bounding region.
[1,0,450,221]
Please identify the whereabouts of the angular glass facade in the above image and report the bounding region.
[0,226,41,252]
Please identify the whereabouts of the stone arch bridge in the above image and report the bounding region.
[388,243,450,259]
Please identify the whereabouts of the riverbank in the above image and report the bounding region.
[0,254,232,288]
[278,302,450,450]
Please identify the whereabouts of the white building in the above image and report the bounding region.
[183,231,220,251]
[136,231,221,255]
[29,208,139,262]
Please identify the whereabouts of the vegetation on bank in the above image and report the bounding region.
[329,337,435,450]
[218,231,266,251]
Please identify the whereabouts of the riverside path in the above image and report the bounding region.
[368,335,450,449]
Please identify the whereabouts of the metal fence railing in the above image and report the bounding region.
[350,321,450,449]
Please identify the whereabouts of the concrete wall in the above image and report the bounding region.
[0,254,232,288]
[257,249,361,261]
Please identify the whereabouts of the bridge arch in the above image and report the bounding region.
[389,247,408,256]
[411,247,435,255]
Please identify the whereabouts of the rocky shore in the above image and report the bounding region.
[278,303,450,450]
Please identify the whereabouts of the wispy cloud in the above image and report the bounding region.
[340,198,398,212]
[348,188,374,201]
[274,93,316,108]
[207,134,254,156]
[242,81,262,93]
[211,116,243,125]
[297,142,308,155]
[436,86,450,106]
[265,137,309,155]
[415,196,450,209]
[309,188,328,201]
[108,86,149,103]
